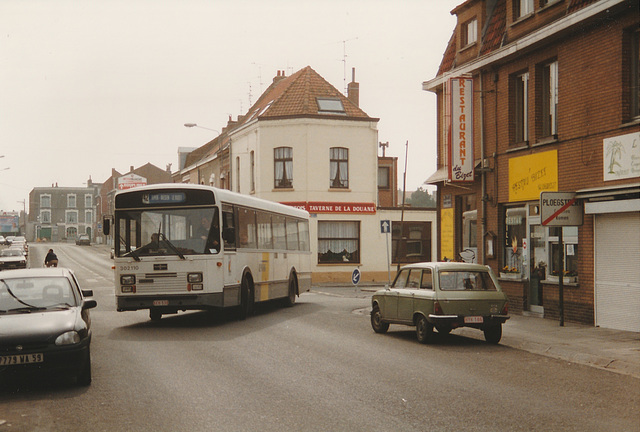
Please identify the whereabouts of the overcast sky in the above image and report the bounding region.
[0,0,460,213]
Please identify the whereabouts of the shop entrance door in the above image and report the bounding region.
[528,225,546,314]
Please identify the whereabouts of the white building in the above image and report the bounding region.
[177,66,436,283]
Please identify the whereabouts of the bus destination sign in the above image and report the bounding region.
[143,192,186,205]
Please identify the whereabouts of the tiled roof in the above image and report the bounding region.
[240,66,375,124]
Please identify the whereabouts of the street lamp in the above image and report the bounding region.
[184,123,220,134]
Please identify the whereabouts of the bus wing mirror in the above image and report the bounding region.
[103,218,110,236]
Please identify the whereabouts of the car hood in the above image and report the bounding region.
[0,256,26,262]
[0,309,82,344]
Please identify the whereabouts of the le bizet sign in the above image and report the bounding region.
[282,202,376,214]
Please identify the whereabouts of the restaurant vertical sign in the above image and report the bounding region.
[448,77,474,182]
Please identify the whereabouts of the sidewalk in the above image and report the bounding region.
[448,313,640,379]
[315,284,640,379]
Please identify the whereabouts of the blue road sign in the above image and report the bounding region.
[380,220,390,233]
[351,268,361,285]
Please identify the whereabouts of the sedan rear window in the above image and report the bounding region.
[438,271,497,291]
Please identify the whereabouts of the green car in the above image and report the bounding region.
[371,262,509,344]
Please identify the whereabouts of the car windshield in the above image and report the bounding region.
[1,249,24,257]
[0,276,79,312]
[438,270,497,291]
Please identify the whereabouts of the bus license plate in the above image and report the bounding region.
[0,353,44,366]
[464,316,483,324]
[153,300,169,306]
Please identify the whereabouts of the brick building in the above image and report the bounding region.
[423,0,639,331]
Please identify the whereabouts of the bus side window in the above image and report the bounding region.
[238,207,257,248]
[222,205,236,250]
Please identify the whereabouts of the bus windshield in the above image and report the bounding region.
[115,207,220,258]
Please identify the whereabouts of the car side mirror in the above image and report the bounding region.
[82,299,98,310]
[103,218,110,236]
[82,289,94,297]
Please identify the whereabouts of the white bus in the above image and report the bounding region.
[105,184,311,321]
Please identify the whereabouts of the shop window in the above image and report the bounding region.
[330,147,349,189]
[274,147,293,188]
[504,207,526,274]
[318,221,360,263]
[392,221,431,264]
[548,227,579,279]
[66,226,77,238]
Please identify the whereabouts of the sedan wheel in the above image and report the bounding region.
[370,305,389,334]
[415,315,434,344]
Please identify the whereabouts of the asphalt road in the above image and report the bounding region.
[1,243,638,431]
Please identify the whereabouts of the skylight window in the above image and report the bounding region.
[317,98,345,114]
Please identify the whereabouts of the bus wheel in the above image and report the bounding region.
[239,275,254,320]
[284,274,297,307]
[150,309,162,321]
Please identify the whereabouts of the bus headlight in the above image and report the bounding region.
[121,275,136,285]
[187,273,203,283]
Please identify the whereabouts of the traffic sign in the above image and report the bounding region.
[540,192,583,226]
[380,220,390,233]
[351,268,361,286]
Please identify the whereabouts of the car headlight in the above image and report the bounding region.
[55,331,81,346]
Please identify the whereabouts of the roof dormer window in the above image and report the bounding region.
[316,98,345,114]
[462,18,478,47]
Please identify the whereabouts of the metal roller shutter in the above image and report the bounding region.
[594,212,640,332]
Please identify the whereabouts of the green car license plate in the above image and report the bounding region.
[0,353,44,366]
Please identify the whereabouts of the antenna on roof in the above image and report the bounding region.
[342,37,358,94]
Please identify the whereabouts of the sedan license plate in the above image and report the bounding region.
[464,316,483,324]
[0,353,44,366]
[153,300,169,306]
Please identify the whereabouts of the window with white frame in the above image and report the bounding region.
[462,18,477,46]
[378,166,390,189]
[274,147,293,189]
[85,210,93,224]
[317,221,360,263]
[512,71,529,144]
[540,60,558,137]
[67,194,76,208]
[40,210,51,224]
[514,0,534,19]
[40,194,51,208]
[66,210,78,224]
[330,147,349,188]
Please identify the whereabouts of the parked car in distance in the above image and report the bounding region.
[0,235,5,245]
[76,235,91,246]
[371,262,509,344]
[0,268,97,386]
[0,248,28,271]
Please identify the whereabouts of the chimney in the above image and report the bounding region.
[273,70,286,84]
[130,166,134,173]
[347,67,359,107]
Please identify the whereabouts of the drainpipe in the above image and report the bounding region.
[479,71,487,265]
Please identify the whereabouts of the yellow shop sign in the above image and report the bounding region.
[509,150,558,202]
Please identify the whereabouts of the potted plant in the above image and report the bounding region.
[548,270,578,283]
[500,266,521,280]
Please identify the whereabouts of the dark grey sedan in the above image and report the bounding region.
[0,268,97,386]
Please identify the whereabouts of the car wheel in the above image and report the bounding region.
[484,324,502,344]
[370,304,389,334]
[77,349,92,386]
[238,275,254,320]
[415,315,434,344]
[149,309,162,321]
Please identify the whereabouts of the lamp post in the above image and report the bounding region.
[184,123,220,134]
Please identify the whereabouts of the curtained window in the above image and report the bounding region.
[274,147,293,188]
[317,221,359,263]
[330,147,349,188]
